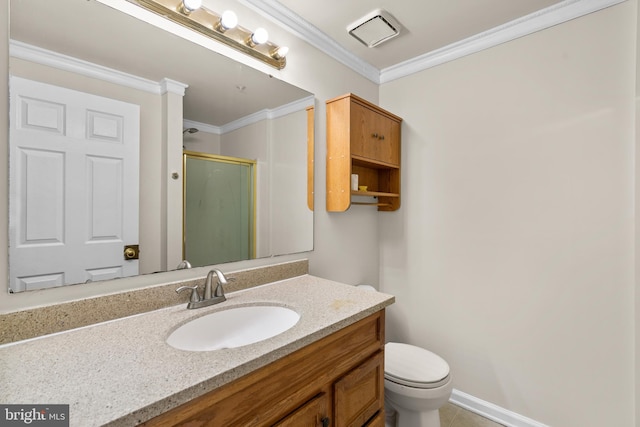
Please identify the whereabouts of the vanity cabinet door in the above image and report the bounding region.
[274,393,330,427]
[363,411,385,427]
[333,351,384,427]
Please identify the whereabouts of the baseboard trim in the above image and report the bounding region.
[450,389,549,427]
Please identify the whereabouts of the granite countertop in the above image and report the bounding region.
[0,275,394,426]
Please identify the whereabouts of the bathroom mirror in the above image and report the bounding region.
[8,0,314,292]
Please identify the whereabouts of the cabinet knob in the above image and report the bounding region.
[371,133,378,138]
[379,134,385,140]
[320,417,330,427]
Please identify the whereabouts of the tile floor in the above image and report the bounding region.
[440,403,505,427]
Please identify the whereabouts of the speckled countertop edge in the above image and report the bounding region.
[0,275,394,427]
[0,259,308,344]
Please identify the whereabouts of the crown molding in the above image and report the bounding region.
[380,0,627,83]
[240,0,625,85]
[183,119,221,135]
[10,39,310,134]
[8,40,182,94]
[160,78,189,96]
[185,95,315,135]
[238,0,380,83]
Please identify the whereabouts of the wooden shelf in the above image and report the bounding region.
[351,202,394,207]
[326,93,402,212]
[351,155,399,170]
[351,190,399,198]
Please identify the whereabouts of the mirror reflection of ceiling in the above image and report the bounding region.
[10,0,310,126]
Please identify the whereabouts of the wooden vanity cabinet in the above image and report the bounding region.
[143,310,385,427]
[326,93,402,212]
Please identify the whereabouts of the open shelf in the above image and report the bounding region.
[351,190,399,198]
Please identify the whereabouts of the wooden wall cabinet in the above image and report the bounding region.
[326,93,402,212]
[143,310,386,427]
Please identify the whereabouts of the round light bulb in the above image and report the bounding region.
[220,10,238,30]
[251,27,269,45]
[272,46,289,59]
[182,0,202,11]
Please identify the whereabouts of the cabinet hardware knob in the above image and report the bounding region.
[379,135,385,140]
[372,133,378,138]
[321,417,330,427]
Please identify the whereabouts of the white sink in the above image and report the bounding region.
[166,305,300,351]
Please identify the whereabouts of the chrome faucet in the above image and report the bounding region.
[203,268,228,300]
[176,260,192,270]
[176,269,228,309]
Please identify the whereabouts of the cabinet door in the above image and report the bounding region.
[274,393,330,427]
[363,411,385,427]
[350,102,381,162]
[333,351,384,427]
[350,101,399,167]
[385,118,400,166]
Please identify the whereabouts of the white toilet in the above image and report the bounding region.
[384,342,453,427]
[355,284,452,427]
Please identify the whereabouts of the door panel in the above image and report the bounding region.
[9,76,140,291]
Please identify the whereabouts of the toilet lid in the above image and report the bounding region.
[385,342,450,388]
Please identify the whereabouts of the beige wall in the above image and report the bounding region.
[379,3,636,426]
[183,130,221,153]
[269,111,313,256]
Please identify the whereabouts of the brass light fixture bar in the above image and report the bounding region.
[132,0,288,69]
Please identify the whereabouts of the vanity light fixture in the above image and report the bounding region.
[132,0,288,69]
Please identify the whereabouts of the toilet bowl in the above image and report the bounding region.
[384,342,452,427]
[354,285,452,427]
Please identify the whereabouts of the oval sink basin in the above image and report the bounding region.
[166,305,300,351]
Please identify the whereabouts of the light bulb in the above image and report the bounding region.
[182,0,202,11]
[216,10,238,32]
[250,27,269,45]
[271,46,289,60]
[221,11,238,30]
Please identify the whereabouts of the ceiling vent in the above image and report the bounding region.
[347,9,402,48]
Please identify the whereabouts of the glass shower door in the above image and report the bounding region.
[183,152,256,267]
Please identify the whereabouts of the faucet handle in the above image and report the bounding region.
[176,285,201,303]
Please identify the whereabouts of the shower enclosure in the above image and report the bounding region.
[183,151,256,267]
